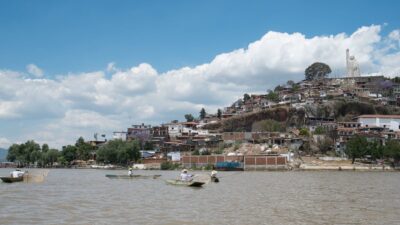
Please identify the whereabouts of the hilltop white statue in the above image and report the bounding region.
[346,49,360,77]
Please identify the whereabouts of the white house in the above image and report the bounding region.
[165,121,198,137]
[357,115,400,131]
[112,131,127,140]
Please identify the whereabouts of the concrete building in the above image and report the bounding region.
[357,115,400,131]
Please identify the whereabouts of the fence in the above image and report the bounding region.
[181,155,287,170]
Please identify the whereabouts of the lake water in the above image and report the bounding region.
[1,169,400,225]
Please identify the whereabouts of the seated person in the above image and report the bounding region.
[10,169,24,178]
[180,169,193,181]
[128,168,133,176]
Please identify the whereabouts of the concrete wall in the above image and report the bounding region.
[181,155,287,170]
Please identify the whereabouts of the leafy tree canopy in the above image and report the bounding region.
[243,93,251,101]
[305,62,331,81]
[345,135,368,163]
[184,114,194,122]
[199,108,206,120]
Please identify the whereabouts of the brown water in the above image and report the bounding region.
[1,169,399,225]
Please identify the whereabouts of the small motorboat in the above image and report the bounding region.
[105,174,161,179]
[165,179,205,187]
[1,176,24,183]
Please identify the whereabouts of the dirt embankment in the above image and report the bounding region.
[204,107,306,132]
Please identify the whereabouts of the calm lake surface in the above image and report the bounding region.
[1,169,399,225]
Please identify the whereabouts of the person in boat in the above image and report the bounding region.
[180,169,193,181]
[211,170,219,182]
[128,167,133,176]
[10,169,24,178]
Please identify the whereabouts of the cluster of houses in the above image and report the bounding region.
[84,73,400,165]
[85,51,400,166]
[223,75,399,118]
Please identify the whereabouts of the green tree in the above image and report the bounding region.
[6,141,42,166]
[184,114,194,122]
[42,143,49,153]
[97,139,140,165]
[299,128,310,136]
[62,145,77,163]
[199,108,206,120]
[384,140,400,163]
[57,156,67,166]
[243,93,251,101]
[144,141,153,150]
[45,149,61,166]
[317,137,333,154]
[314,126,325,135]
[6,144,19,162]
[367,141,383,160]
[75,137,92,160]
[266,91,280,102]
[305,62,331,81]
[217,109,222,119]
[345,135,368,164]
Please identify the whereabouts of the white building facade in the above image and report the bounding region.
[357,115,400,131]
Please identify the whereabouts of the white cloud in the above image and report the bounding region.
[1,25,400,148]
[26,64,44,77]
[0,137,11,149]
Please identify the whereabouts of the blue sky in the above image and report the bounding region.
[1,0,400,148]
[1,0,399,75]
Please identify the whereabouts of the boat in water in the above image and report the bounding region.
[165,179,205,187]
[215,161,243,171]
[105,174,161,179]
[0,176,24,183]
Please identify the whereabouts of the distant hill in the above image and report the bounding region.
[0,148,8,162]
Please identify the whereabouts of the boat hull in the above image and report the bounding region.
[165,179,205,187]
[105,174,161,179]
[1,176,23,183]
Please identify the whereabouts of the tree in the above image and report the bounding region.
[144,141,153,150]
[184,114,194,122]
[6,140,41,166]
[299,128,310,137]
[384,140,400,164]
[62,145,77,163]
[75,137,92,161]
[317,137,333,154]
[199,108,206,120]
[97,139,140,165]
[6,144,19,162]
[287,80,295,87]
[266,91,279,103]
[367,141,383,160]
[243,93,251,101]
[314,126,325,135]
[345,135,368,164]
[305,62,331,81]
[44,149,61,166]
[42,144,49,153]
[217,109,222,119]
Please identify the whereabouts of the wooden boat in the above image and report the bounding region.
[1,176,24,183]
[105,174,161,179]
[165,179,205,187]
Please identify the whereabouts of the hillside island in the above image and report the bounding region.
[3,50,400,171]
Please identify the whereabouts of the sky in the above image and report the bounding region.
[1,0,400,149]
